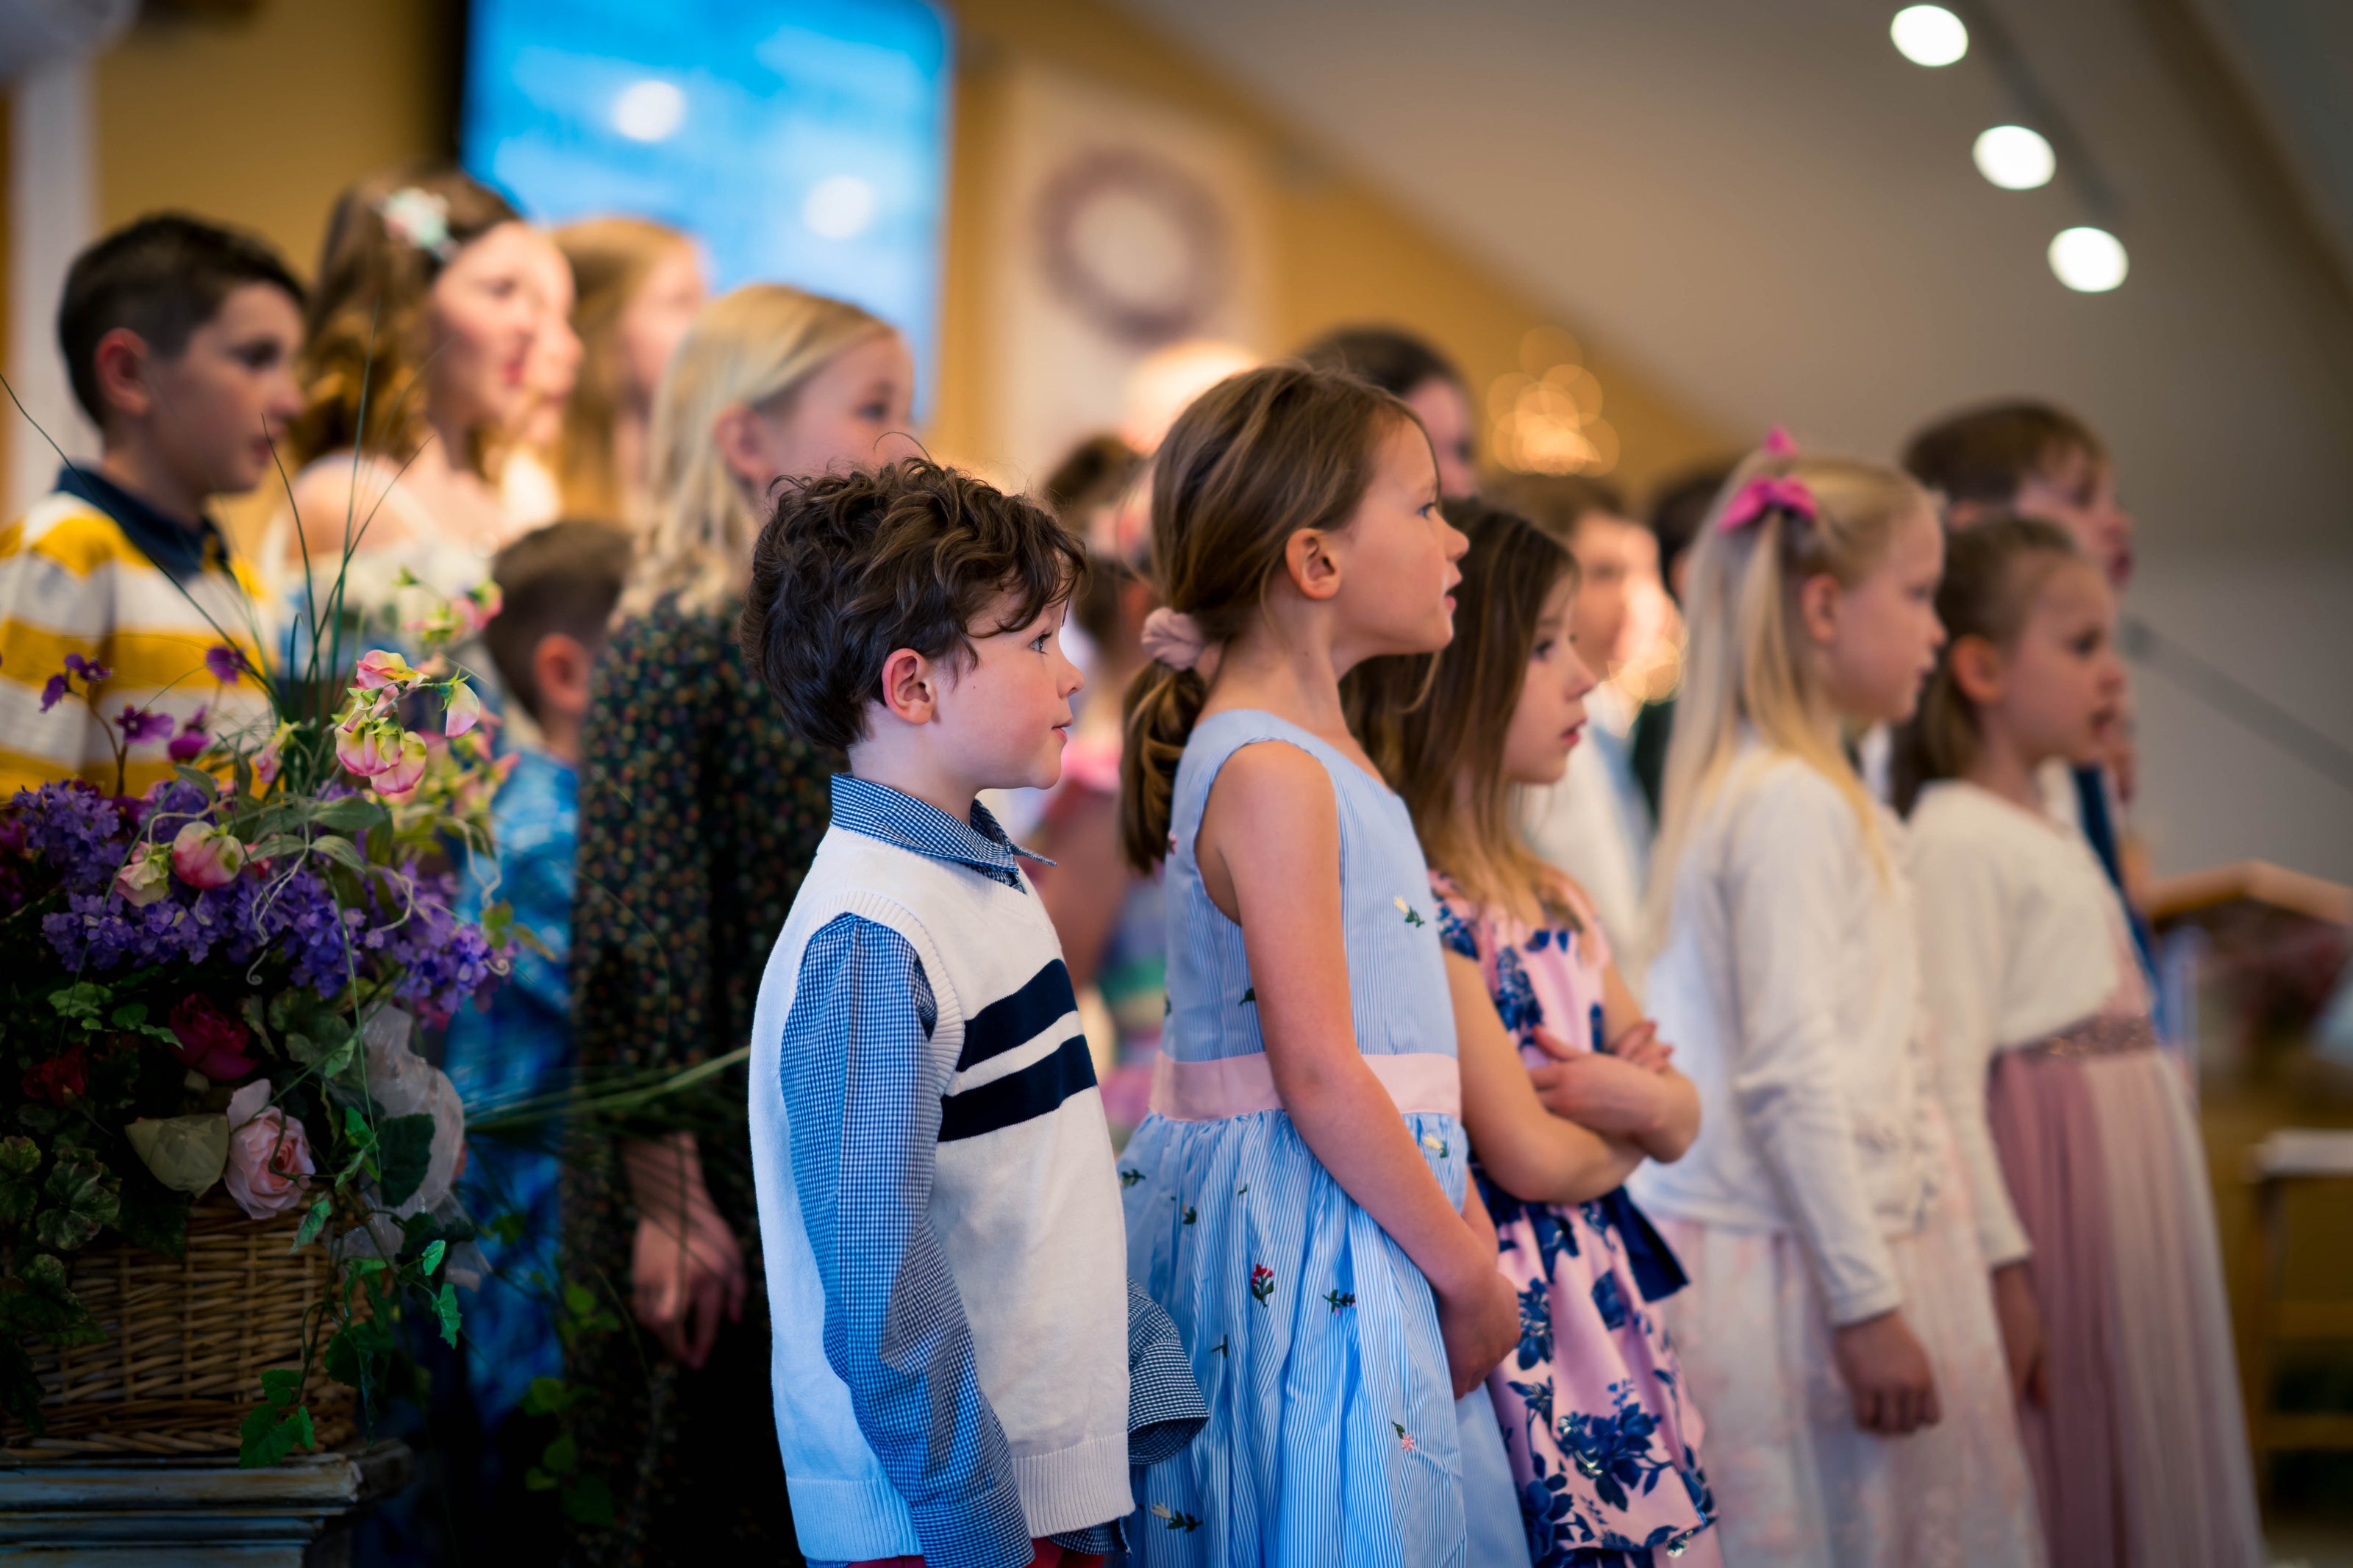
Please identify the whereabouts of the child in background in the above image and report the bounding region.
[1298,324,1482,499]
[1630,440,2043,1567]
[0,215,297,795]
[1899,401,2154,1000]
[1363,499,1718,1567]
[1894,518,2263,1568]
[1492,474,1659,985]
[1028,435,1165,1139]
[742,459,1190,1567]
[1627,464,1735,824]
[1118,364,1518,1565]
[441,520,632,1459]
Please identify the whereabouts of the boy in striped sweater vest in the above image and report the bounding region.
[0,215,301,795]
[739,460,1196,1568]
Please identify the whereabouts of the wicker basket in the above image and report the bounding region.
[3,1196,356,1456]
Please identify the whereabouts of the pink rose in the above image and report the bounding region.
[371,732,429,795]
[354,648,421,690]
[113,847,172,906]
[167,994,258,1081]
[442,681,482,737]
[170,821,246,889]
[224,1080,314,1219]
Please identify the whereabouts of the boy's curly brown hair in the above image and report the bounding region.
[740,459,1086,753]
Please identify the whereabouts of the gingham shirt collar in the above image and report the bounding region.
[828,774,1051,889]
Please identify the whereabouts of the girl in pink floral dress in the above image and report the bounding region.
[1354,500,1718,1567]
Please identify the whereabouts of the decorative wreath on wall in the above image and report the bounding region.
[1034,147,1231,349]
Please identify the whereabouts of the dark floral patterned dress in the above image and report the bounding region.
[564,595,835,1566]
[1432,873,1718,1568]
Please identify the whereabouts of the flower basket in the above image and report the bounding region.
[4,1197,352,1456]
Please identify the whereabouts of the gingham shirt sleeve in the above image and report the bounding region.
[779,914,1032,1568]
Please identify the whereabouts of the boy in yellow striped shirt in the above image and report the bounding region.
[0,215,304,797]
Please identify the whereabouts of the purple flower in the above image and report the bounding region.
[40,675,68,712]
[15,781,127,893]
[63,652,110,683]
[115,706,174,746]
[167,730,209,764]
[204,645,246,684]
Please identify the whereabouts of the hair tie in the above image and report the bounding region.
[376,187,457,264]
[1718,474,1819,533]
[1140,606,1209,671]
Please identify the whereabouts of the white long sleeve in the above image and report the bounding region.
[1909,827,2033,1268]
[1721,774,1904,1324]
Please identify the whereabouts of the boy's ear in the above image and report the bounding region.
[1285,526,1342,603]
[90,327,157,423]
[1948,633,2006,707]
[876,646,939,726]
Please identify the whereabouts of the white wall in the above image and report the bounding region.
[2125,549,2353,884]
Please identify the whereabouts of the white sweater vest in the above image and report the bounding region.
[749,823,1131,1558]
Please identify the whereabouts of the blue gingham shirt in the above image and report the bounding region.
[788,778,1204,1565]
[787,778,1043,1568]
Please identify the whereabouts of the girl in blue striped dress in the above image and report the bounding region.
[1115,364,1524,1567]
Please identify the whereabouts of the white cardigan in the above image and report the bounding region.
[1907,780,2129,1270]
[1629,741,1942,1325]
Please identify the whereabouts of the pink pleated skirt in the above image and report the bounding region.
[1987,1028,2265,1568]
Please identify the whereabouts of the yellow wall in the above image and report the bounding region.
[84,0,1726,523]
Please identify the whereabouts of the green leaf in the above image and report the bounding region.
[173,765,219,796]
[433,1281,460,1347]
[0,1136,40,1228]
[563,1282,599,1319]
[310,795,387,835]
[35,1154,121,1252]
[238,1397,310,1468]
[540,1431,578,1475]
[560,1475,615,1528]
[345,1258,388,1278]
[247,834,311,861]
[374,1114,436,1209]
[47,983,109,1028]
[519,1376,575,1417]
[523,1468,558,1492]
[259,1367,304,1408]
[292,1199,331,1250]
[322,1315,396,1392]
[418,1239,446,1278]
[309,835,368,872]
[108,1001,149,1028]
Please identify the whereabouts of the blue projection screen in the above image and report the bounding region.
[461,0,951,411]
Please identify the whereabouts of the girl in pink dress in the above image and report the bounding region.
[1896,517,2263,1568]
[1354,499,1719,1567]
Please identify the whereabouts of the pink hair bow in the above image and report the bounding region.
[1718,474,1818,533]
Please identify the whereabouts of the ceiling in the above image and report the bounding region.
[1111,0,2353,554]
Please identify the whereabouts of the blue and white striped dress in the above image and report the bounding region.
[1121,709,1503,1567]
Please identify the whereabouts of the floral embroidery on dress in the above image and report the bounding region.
[1324,1289,1356,1313]
[1393,893,1427,927]
[1249,1263,1274,1306]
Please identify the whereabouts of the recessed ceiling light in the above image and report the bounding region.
[1974,125,2056,190]
[2049,226,2129,292]
[1890,6,1969,67]
[611,79,686,143]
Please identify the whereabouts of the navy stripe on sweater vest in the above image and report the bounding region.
[957,959,1076,1070]
[939,1034,1096,1142]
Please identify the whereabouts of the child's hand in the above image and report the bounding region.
[1435,1267,1518,1399]
[1526,1050,1671,1136]
[1990,1262,2048,1406]
[1605,1022,1676,1075]
[1830,1309,1942,1435]
[632,1202,747,1370]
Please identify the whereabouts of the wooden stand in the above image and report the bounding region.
[0,1441,410,1564]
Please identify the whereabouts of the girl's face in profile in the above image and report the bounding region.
[1501,573,1598,787]
[1811,503,1947,726]
[618,241,707,408]
[1980,558,2126,770]
[1402,375,1479,500]
[426,221,554,436]
[1325,418,1468,666]
[735,331,916,487]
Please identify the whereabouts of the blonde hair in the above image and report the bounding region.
[618,283,892,620]
[553,216,693,521]
[1649,448,1933,931]
[290,166,522,472]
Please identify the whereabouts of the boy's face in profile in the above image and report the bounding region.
[933,593,1084,795]
[2014,444,2133,590]
[126,282,306,501]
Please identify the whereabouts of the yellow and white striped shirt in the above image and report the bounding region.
[0,470,273,798]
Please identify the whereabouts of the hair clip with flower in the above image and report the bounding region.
[376,187,457,264]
